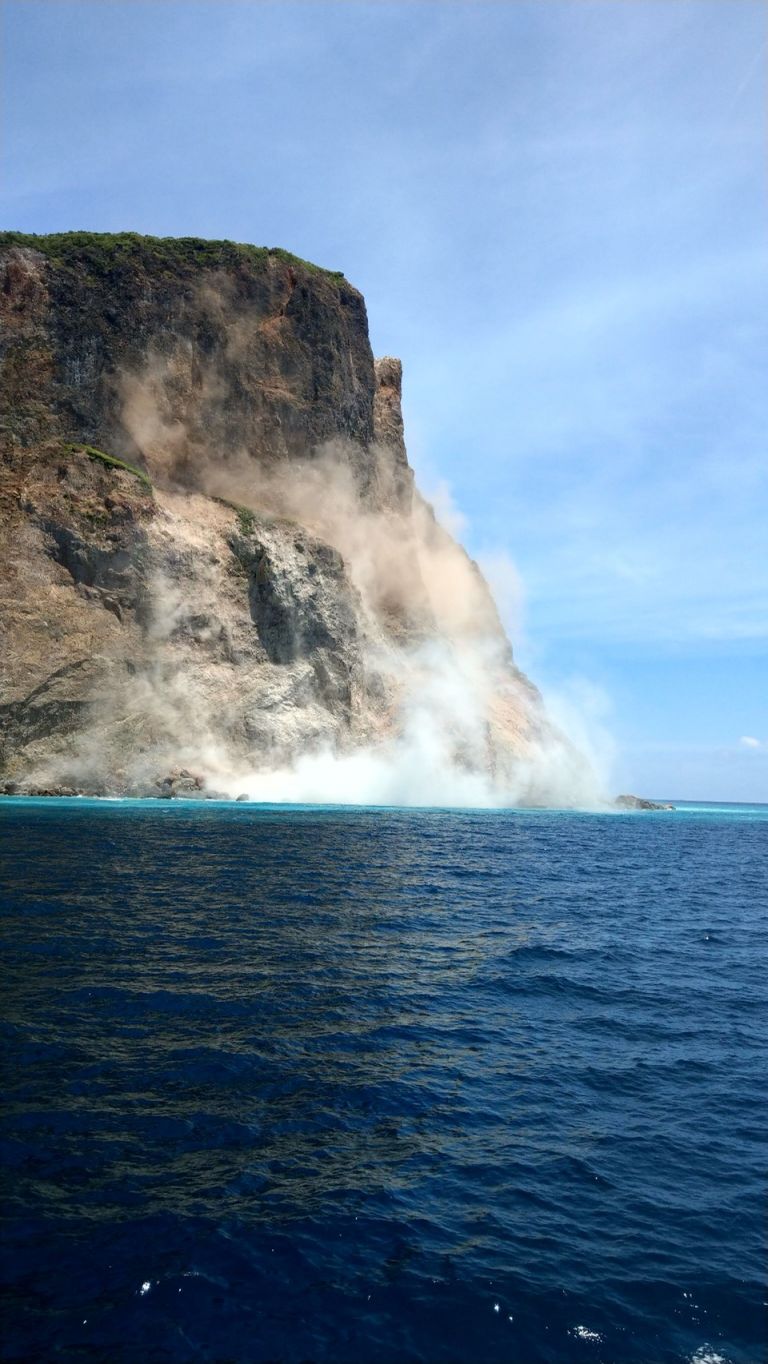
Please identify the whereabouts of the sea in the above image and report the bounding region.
[0,798,765,1364]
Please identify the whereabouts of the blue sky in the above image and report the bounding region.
[3,0,766,800]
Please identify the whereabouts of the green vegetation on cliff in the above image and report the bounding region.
[212,495,256,535]
[64,442,153,490]
[0,231,345,282]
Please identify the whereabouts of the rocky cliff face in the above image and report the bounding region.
[0,232,599,805]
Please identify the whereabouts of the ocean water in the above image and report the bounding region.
[0,799,765,1364]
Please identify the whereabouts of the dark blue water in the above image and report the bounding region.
[1,799,766,1364]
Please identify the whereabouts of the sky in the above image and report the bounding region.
[2,0,766,801]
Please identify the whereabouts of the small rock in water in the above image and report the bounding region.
[615,793,674,811]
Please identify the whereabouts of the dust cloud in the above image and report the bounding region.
[67,338,615,809]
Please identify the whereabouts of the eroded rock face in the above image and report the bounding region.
[0,232,598,805]
[0,443,151,773]
[1,234,376,490]
[0,464,379,788]
[372,356,413,509]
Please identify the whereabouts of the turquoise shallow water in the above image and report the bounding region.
[1,798,766,1363]
[662,801,768,819]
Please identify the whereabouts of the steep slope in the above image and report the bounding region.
[0,232,599,805]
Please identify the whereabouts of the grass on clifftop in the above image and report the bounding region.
[0,231,345,282]
[64,443,153,490]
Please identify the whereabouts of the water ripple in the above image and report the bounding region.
[1,799,766,1362]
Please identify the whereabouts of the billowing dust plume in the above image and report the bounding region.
[50,323,613,808]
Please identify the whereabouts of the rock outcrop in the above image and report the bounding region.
[615,794,674,812]
[0,232,600,805]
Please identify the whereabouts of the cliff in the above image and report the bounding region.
[0,232,597,805]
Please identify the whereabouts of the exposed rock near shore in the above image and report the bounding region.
[0,232,599,805]
[0,782,677,809]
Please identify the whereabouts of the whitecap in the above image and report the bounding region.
[570,1325,603,1342]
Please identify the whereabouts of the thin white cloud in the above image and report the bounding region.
[739,736,763,750]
